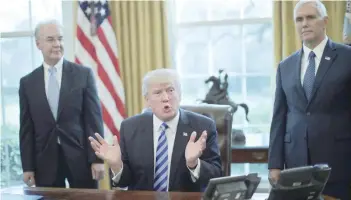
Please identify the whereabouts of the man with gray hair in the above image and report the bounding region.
[19,19,105,188]
[268,0,351,199]
[89,68,222,191]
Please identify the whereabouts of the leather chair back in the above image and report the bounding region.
[180,104,233,176]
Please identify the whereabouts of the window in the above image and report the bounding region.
[167,0,274,134]
[167,0,274,192]
[0,0,62,187]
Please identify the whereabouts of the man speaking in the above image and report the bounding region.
[89,68,222,192]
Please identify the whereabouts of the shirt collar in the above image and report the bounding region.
[302,35,328,60]
[153,110,180,133]
[43,57,64,72]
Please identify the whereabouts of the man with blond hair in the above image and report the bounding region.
[89,68,222,191]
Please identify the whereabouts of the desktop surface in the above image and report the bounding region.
[1,187,270,200]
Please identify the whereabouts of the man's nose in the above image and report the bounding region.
[53,39,61,47]
[302,18,308,27]
[161,92,170,101]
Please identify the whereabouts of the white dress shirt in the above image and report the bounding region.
[43,57,63,143]
[300,36,328,84]
[112,111,201,189]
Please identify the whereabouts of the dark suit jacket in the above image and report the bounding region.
[19,59,104,186]
[268,40,351,182]
[114,109,222,191]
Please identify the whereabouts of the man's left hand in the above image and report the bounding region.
[185,131,207,168]
[91,163,105,180]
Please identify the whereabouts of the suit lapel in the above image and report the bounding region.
[294,49,308,105]
[169,109,193,190]
[34,66,56,122]
[308,40,337,105]
[141,112,155,190]
[57,60,74,120]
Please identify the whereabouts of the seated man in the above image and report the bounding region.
[89,68,222,192]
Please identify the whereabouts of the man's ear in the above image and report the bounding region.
[35,39,41,50]
[144,94,150,106]
[323,16,329,26]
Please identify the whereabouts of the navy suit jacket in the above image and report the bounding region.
[19,60,104,186]
[113,109,222,191]
[268,40,351,182]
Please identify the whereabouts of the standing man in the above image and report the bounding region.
[19,19,105,188]
[89,68,222,192]
[268,0,351,199]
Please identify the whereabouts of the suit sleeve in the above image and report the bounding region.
[197,120,222,184]
[112,120,134,188]
[19,78,35,172]
[268,64,287,169]
[83,68,104,164]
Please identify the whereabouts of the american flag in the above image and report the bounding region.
[75,0,126,142]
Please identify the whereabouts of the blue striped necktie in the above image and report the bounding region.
[47,67,60,120]
[303,51,316,101]
[154,122,168,191]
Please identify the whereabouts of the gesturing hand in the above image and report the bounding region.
[88,133,122,172]
[185,131,207,168]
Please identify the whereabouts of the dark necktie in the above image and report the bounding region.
[303,51,316,101]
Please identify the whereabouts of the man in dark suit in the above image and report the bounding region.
[268,0,351,199]
[19,19,105,188]
[89,68,222,192]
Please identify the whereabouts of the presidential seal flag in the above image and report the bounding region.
[74,0,126,143]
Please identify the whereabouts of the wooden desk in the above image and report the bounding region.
[1,187,269,200]
[232,133,269,163]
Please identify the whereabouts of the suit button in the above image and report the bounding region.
[56,125,59,128]
[306,112,311,115]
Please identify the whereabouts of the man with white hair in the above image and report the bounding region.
[19,19,105,188]
[268,0,351,199]
[89,68,222,192]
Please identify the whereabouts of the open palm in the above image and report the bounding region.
[89,133,121,167]
[185,140,203,161]
[185,131,207,167]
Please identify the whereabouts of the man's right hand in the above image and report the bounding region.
[89,133,122,173]
[269,169,281,184]
[23,171,35,187]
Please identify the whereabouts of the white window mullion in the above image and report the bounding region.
[208,28,213,76]
[28,0,36,70]
[0,32,33,38]
[239,5,248,128]
[239,23,247,127]
[177,17,272,27]
[206,0,213,76]
[166,0,178,70]
[206,0,211,21]
[175,27,182,76]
